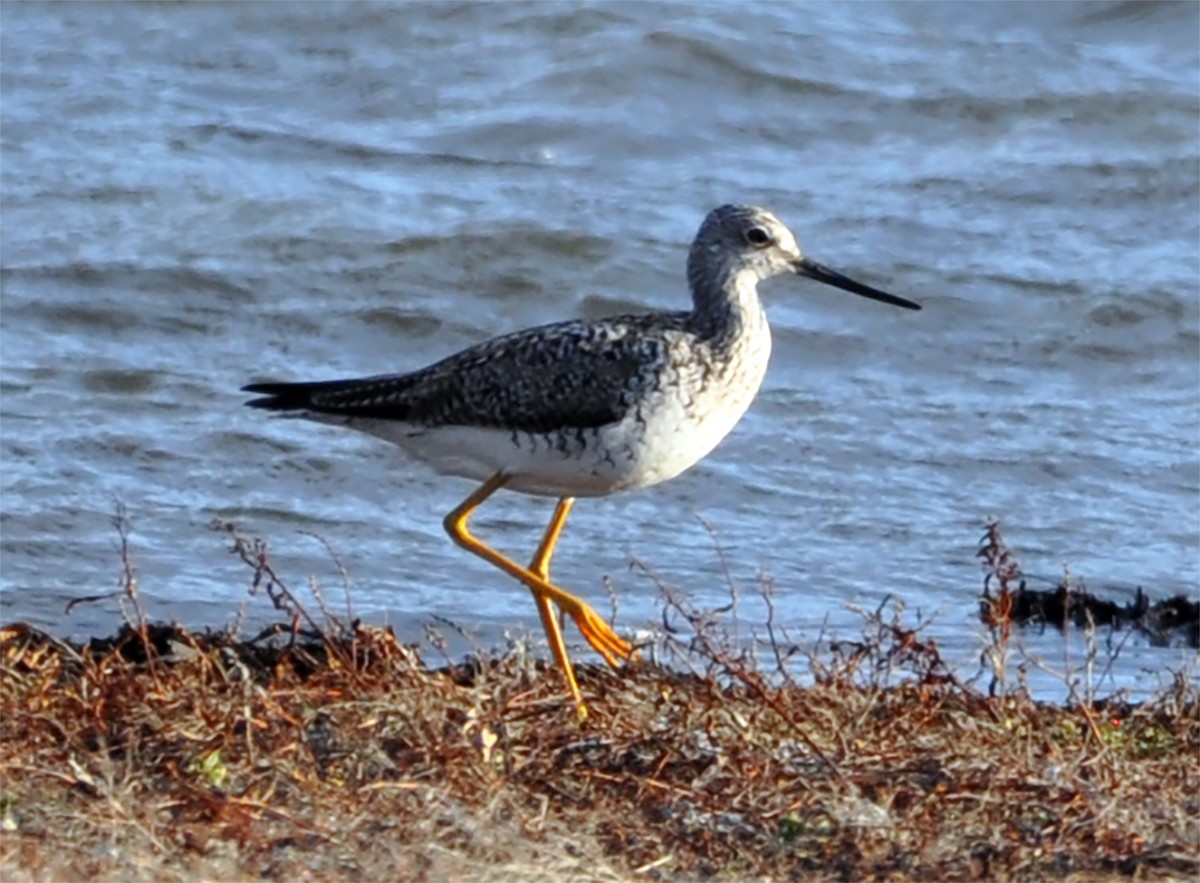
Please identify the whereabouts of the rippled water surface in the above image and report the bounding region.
[3,1,1197,696]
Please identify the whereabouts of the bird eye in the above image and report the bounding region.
[745,226,772,246]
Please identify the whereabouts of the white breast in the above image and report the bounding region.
[300,315,772,499]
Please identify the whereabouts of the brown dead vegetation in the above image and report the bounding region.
[0,516,1196,881]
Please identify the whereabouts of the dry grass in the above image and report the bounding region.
[1,517,1197,881]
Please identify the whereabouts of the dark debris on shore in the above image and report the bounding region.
[0,515,1197,881]
[2,618,1197,881]
[977,520,1199,649]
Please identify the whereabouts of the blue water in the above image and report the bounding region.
[2,1,1197,699]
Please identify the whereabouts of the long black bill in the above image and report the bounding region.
[794,256,921,311]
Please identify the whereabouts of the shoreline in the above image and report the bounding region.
[2,603,1196,881]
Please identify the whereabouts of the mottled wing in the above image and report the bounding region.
[243,313,691,433]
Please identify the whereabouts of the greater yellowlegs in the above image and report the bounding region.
[243,204,920,713]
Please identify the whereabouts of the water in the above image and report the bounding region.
[2,1,1197,698]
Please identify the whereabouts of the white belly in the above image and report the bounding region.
[312,396,748,498]
[299,323,772,498]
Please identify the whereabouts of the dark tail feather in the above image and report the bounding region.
[242,376,415,420]
[242,380,342,412]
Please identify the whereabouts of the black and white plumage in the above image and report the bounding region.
[244,204,919,498]
[242,204,920,713]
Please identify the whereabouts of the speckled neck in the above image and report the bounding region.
[686,257,767,353]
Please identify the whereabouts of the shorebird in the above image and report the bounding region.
[243,204,920,714]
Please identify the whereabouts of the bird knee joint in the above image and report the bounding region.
[443,511,467,544]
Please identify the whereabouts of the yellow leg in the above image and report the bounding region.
[527,497,581,706]
[443,476,634,707]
